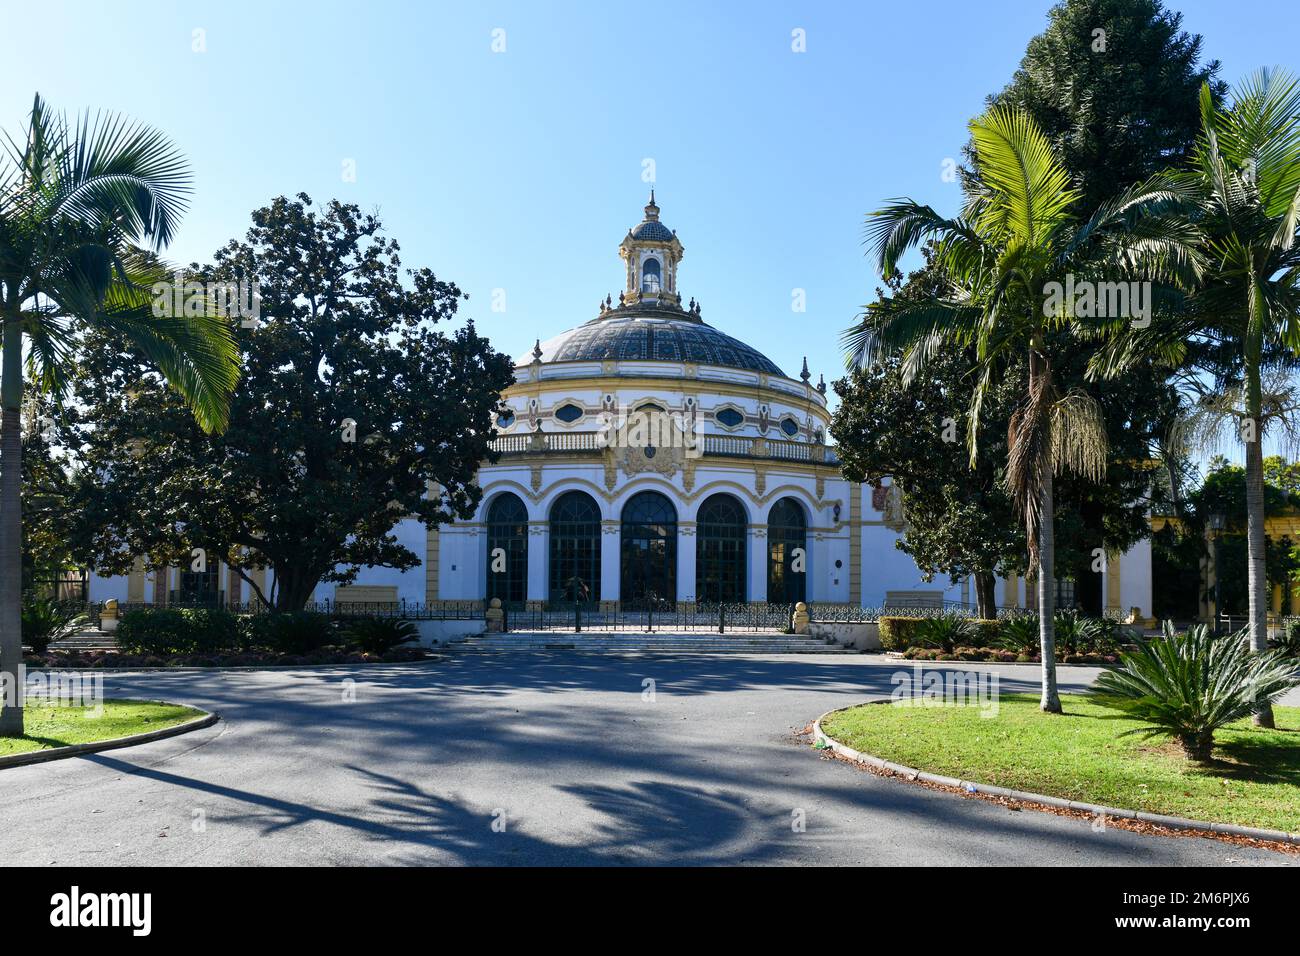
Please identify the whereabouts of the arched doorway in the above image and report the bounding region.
[767,497,807,604]
[486,493,528,607]
[549,491,601,603]
[621,491,677,606]
[696,493,746,603]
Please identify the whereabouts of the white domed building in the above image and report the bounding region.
[89,194,1155,627]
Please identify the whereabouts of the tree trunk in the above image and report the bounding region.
[0,320,25,736]
[1243,400,1276,728]
[1038,471,1062,713]
[1179,731,1214,764]
[273,565,319,612]
[974,571,996,620]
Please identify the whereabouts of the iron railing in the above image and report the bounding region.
[487,431,840,465]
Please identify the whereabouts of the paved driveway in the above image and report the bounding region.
[3,654,1295,866]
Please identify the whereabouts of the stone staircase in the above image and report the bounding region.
[47,627,119,653]
[450,630,858,653]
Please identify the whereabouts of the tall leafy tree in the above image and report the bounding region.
[981,0,1224,216]
[0,95,238,736]
[844,107,1187,711]
[56,195,514,611]
[981,0,1221,602]
[1092,70,1300,726]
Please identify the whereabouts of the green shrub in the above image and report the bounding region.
[239,611,335,653]
[912,615,974,654]
[21,597,89,654]
[1093,622,1299,762]
[880,615,999,652]
[340,617,419,655]
[117,607,239,655]
[997,614,1040,653]
[1054,609,1103,656]
[969,619,1002,648]
[878,616,928,651]
[181,608,239,652]
[1270,621,1300,658]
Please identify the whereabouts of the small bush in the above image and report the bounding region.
[239,611,335,653]
[117,608,239,655]
[878,616,929,651]
[21,597,89,654]
[998,615,1040,653]
[1270,621,1300,658]
[912,615,974,654]
[1094,622,1299,762]
[341,617,419,655]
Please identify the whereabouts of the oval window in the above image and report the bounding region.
[780,417,800,437]
[497,409,516,428]
[716,408,744,428]
[554,403,584,424]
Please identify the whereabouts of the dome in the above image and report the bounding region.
[630,220,676,242]
[520,308,785,376]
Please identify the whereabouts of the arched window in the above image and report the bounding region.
[641,257,661,294]
[486,493,528,608]
[549,491,601,603]
[621,491,676,606]
[768,497,807,604]
[696,494,746,603]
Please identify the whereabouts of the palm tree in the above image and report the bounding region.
[0,94,239,736]
[1091,70,1300,727]
[844,106,1190,712]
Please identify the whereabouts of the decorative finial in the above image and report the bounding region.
[532,339,543,361]
[817,373,827,395]
[618,291,625,305]
[606,293,612,308]
[800,357,811,382]
[644,189,660,221]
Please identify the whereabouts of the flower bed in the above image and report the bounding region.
[899,645,1119,666]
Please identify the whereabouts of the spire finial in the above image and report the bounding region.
[644,189,659,221]
[532,339,543,362]
[800,357,811,382]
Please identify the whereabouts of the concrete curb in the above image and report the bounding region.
[811,700,1300,846]
[0,706,219,770]
[20,656,445,675]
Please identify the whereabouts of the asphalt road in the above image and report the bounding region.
[3,654,1295,866]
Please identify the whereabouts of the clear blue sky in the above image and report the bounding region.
[3,0,1296,393]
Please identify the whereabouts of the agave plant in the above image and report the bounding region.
[21,596,88,654]
[1093,622,1299,762]
[1053,609,1103,656]
[913,615,974,654]
[341,617,419,656]
[997,614,1040,654]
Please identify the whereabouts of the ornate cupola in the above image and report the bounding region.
[618,190,685,309]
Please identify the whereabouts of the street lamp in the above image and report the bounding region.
[1208,512,1225,633]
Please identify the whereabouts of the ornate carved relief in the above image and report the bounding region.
[618,443,682,480]
[882,481,907,532]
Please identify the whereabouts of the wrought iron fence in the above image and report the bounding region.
[72,598,487,620]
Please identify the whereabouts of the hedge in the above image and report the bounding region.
[117,608,240,655]
[879,616,1002,651]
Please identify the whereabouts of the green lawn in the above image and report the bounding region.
[821,694,1300,833]
[0,699,205,758]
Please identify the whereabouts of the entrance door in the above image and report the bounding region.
[620,491,677,607]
